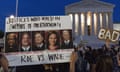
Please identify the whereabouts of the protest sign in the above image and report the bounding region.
[98,28,120,42]
[5,16,73,66]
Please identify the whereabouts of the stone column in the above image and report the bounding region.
[93,13,98,35]
[78,13,81,36]
[81,13,85,36]
[97,13,101,35]
[99,13,103,28]
[102,13,106,28]
[91,12,94,35]
[72,13,75,38]
[74,13,79,36]
[108,12,113,29]
[84,12,87,36]
[106,13,109,29]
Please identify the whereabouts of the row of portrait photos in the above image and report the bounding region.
[5,30,73,53]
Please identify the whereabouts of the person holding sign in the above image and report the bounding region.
[0,53,9,72]
[0,38,9,72]
[32,31,45,51]
[5,33,18,52]
[20,32,32,52]
[61,30,73,49]
[47,31,60,50]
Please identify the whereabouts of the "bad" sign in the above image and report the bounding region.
[98,28,120,42]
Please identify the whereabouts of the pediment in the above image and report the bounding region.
[66,0,115,9]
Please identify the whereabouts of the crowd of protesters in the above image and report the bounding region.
[1,30,120,72]
[70,42,120,72]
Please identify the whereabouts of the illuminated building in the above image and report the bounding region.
[65,0,115,47]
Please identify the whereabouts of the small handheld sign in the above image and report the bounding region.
[98,28,120,43]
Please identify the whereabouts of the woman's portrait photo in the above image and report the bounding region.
[47,31,60,51]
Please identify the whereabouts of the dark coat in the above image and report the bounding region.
[5,45,19,53]
[32,43,45,51]
[61,41,73,49]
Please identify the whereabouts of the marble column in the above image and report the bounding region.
[81,13,85,36]
[93,13,98,36]
[108,12,113,29]
[72,13,75,38]
[100,13,103,28]
[102,13,106,28]
[78,13,81,36]
[106,13,109,29]
[84,12,87,36]
[91,12,94,35]
[97,13,101,35]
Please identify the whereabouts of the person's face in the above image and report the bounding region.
[34,33,44,44]
[49,34,57,46]
[21,33,30,46]
[7,33,16,46]
[62,31,70,40]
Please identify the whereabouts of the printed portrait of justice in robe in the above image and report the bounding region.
[32,31,46,51]
[19,32,32,52]
[46,31,60,51]
[60,30,73,49]
[5,32,19,53]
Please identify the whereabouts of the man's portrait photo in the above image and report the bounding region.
[32,31,45,51]
[5,32,19,52]
[19,32,32,52]
[61,30,73,49]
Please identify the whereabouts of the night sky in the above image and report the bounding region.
[0,0,120,31]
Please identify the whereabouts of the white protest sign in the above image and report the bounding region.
[5,16,73,66]
[98,28,120,42]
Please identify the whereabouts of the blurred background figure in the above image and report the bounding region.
[0,52,9,72]
[0,53,9,72]
[0,31,9,72]
[96,55,113,72]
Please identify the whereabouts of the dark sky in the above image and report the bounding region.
[0,0,120,31]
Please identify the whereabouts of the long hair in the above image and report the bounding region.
[47,31,59,48]
[96,55,113,72]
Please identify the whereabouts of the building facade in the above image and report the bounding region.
[65,0,115,47]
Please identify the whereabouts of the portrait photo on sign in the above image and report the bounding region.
[32,31,46,51]
[46,31,60,51]
[19,32,32,52]
[60,30,73,49]
[5,32,19,53]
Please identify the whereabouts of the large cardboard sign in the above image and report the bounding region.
[98,28,120,42]
[5,16,73,66]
